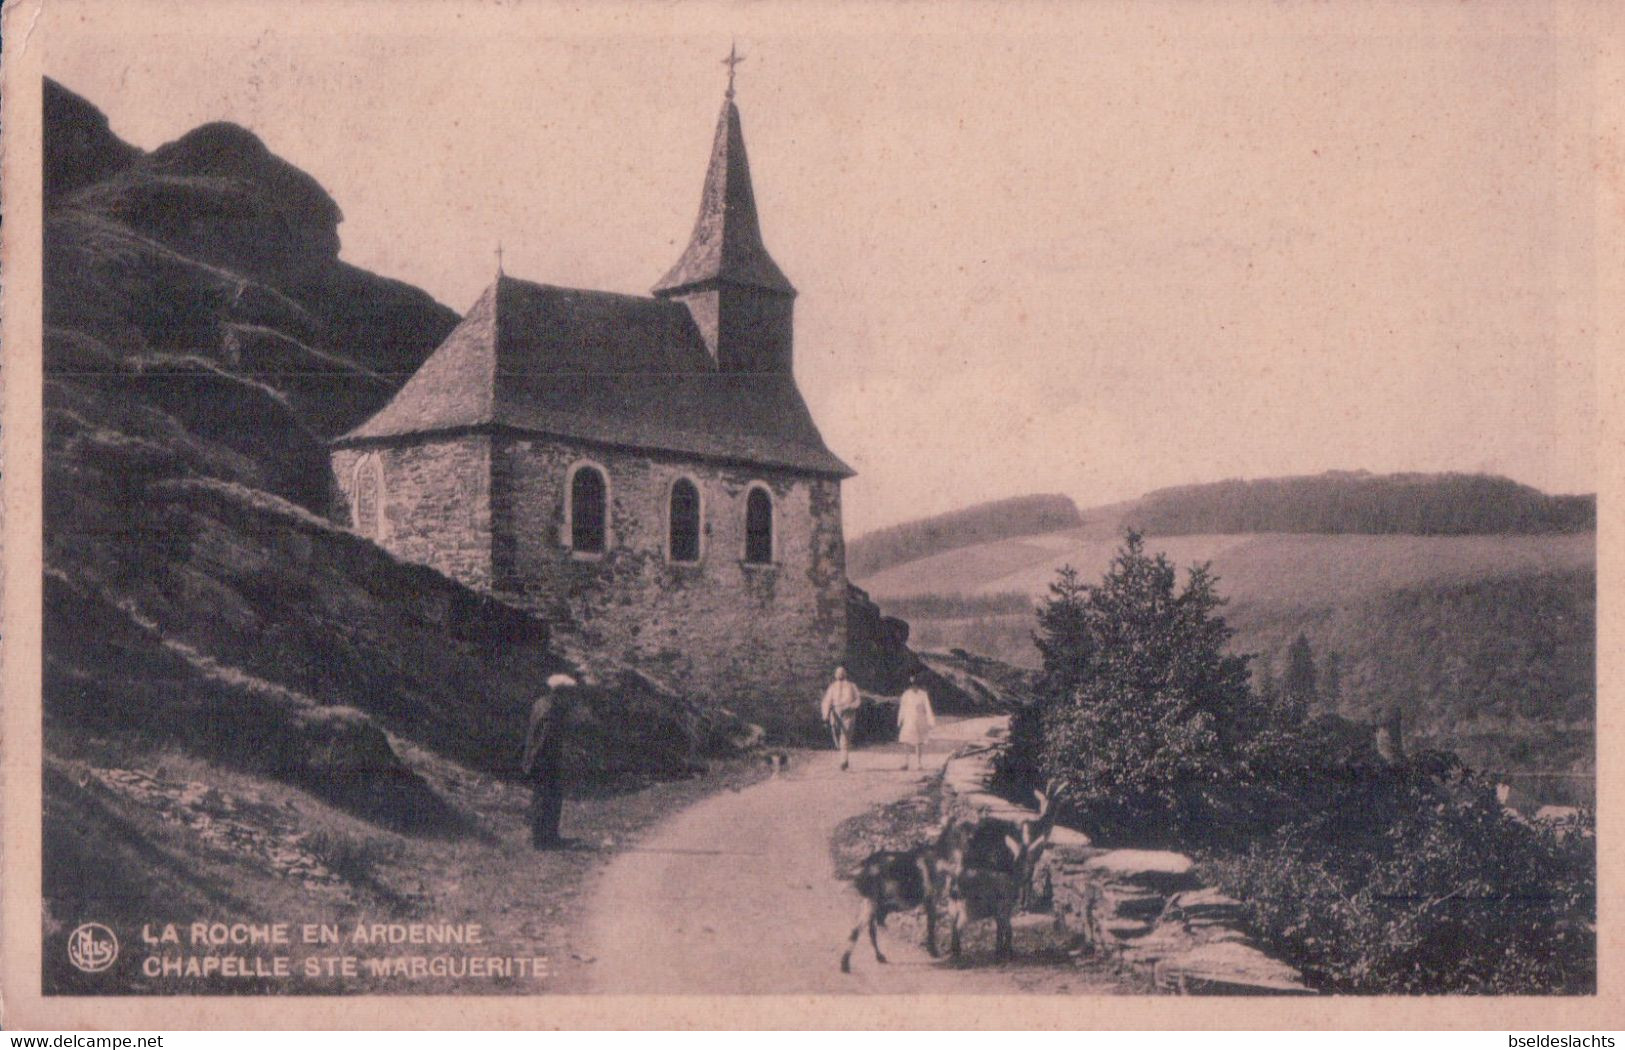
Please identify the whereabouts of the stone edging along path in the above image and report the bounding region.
[941,721,1315,996]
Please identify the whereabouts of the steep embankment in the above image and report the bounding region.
[39,77,759,991]
[852,480,1596,795]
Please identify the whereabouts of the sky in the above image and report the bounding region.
[44,1,1601,536]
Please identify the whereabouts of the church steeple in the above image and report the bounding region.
[654,51,796,373]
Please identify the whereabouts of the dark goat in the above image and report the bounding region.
[944,833,1023,960]
[838,787,1057,971]
[839,848,938,973]
[958,787,1054,909]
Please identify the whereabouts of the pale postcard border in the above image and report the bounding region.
[2,0,1622,1029]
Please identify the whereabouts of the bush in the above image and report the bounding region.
[1003,531,1269,843]
[1000,531,1596,993]
[1204,792,1595,994]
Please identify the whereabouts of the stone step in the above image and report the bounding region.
[1166,887,1245,923]
[1101,917,1154,941]
[1083,849,1198,892]
[1103,889,1167,921]
[1155,941,1314,995]
[1047,826,1092,848]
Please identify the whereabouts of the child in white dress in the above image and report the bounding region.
[896,674,937,771]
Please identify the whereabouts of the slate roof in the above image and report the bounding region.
[652,95,795,298]
[334,275,852,478]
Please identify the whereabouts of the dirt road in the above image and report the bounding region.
[574,719,1130,995]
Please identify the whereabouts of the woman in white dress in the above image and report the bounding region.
[896,673,937,771]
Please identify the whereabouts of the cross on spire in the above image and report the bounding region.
[722,40,745,98]
[495,241,504,275]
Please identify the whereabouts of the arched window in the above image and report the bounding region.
[668,477,701,563]
[352,454,385,539]
[744,485,773,565]
[569,464,608,554]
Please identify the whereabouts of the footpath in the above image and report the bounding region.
[570,718,1132,996]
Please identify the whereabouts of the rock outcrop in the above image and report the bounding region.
[843,583,918,694]
[44,79,141,200]
[45,76,460,443]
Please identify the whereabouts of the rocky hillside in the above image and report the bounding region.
[39,77,775,981]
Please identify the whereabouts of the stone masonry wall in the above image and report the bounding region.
[490,435,848,737]
[331,436,493,589]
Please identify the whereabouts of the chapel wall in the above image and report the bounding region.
[332,436,494,590]
[491,435,848,737]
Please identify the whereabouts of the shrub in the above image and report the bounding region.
[1204,793,1595,994]
[1003,531,1270,843]
[1000,531,1596,993]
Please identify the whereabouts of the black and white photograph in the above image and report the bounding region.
[3,0,1618,1030]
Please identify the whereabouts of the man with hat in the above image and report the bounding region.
[819,666,862,772]
[523,673,578,849]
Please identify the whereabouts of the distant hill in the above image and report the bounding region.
[1117,471,1594,537]
[853,477,1596,802]
[860,531,1594,605]
[846,493,1082,579]
[847,473,1593,583]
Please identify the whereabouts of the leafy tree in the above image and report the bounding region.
[1322,650,1344,706]
[1206,778,1595,994]
[1284,633,1318,712]
[999,536,1594,994]
[1032,564,1092,696]
[1254,656,1279,705]
[1028,531,1264,841]
[1002,565,1092,793]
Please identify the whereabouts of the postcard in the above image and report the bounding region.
[2,0,1620,1030]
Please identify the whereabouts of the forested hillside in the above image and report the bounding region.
[846,494,1081,578]
[1123,471,1593,536]
[848,472,1592,583]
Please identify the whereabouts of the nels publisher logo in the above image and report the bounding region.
[67,922,119,973]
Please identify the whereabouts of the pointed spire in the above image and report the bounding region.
[653,58,795,298]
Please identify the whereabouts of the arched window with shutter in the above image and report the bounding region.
[668,477,701,563]
[568,462,608,554]
[744,485,774,565]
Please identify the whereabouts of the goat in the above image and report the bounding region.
[961,787,1055,909]
[944,832,1023,960]
[839,847,938,972]
[927,788,1056,960]
[838,787,1059,972]
[839,812,986,972]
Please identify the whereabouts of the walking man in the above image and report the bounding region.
[524,673,578,849]
[820,666,862,771]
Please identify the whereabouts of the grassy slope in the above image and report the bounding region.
[845,494,1082,579]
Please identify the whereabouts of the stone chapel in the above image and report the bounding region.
[330,71,852,732]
